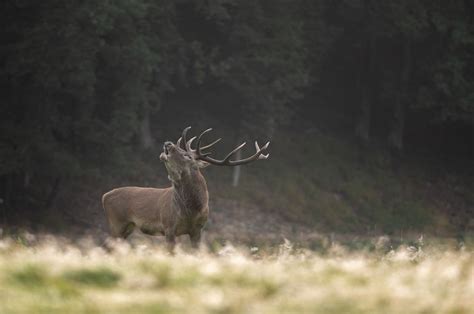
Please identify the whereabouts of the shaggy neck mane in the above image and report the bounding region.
[172,169,208,214]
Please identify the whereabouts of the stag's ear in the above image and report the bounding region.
[196,160,210,168]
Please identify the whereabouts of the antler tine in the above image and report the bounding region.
[195,128,221,157]
[197,139,270,166]
[200,138,222,151]
[188,127,270,166]
[255,141,269,159]
[223,142,246,162]
[177,137,183,149]
[196,128,212,156]
[181,126,191,151]
[186,136,196,152]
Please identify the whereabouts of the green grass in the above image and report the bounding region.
[0,236,472,313]
[62,268,121,288]
[207,130,469,235]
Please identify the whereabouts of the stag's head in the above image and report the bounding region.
[159,140,208,182]
[160,126,270,183]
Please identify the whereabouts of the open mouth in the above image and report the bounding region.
[160,142,174,162]
[163,141,174,155]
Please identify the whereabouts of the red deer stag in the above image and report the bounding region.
[102,127,270,251]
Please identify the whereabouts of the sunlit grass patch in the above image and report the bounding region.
[11,265,48,287]
[0,236,472,313]
[10,264,80,296]
[62,267,121,288]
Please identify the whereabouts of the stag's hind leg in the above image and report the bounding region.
[121,222,136,239]
[109,221,136,239]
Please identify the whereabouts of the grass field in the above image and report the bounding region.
[0,235,472,314]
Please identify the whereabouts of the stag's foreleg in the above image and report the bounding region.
[189,229,202,249]
[165,230,176,254]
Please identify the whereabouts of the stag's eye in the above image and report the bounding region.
[184,154,192,160]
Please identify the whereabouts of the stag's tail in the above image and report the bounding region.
[101,190,114,232]
[101,191,109,210]
[102,190,115,214]
[100,190,115,248]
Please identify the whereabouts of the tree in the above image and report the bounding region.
[193,0,310,185]
[0,0,190,216]
[414,0,474,123]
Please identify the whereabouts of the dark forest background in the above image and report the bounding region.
[1,0,473,240]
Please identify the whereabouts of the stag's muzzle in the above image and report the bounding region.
[160,141,174,161]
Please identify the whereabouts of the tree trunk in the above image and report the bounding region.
[1,174,16,225]
[232,107,276,187]
[265,113,276,139]
[4,174,12,210]
[389,98,405,152]
[232,149,242,187]
[355,95,371,144]
[140,106,154,149]
[355,1,375,145]
[23,171,30,188]
[389,37,411,153]
[44,177,61,212]
[1,175,11,225]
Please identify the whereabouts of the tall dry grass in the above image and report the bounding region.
[0,235,472,313]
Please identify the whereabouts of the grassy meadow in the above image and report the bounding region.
[0,234,472,314]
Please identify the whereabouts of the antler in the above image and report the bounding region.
[178,127,221,153]
[177,126,270,166]
[192,128,270,166]
[176,126,191,150]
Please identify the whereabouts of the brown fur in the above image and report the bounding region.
[102,128,269,252]
[102,142,209,251]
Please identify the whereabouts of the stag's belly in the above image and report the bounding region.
[138,221,165,236]
[133,211,207,237]
[131,208,166,236]
[120,187,169,235]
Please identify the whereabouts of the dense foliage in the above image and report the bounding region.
[1,0,472,231]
